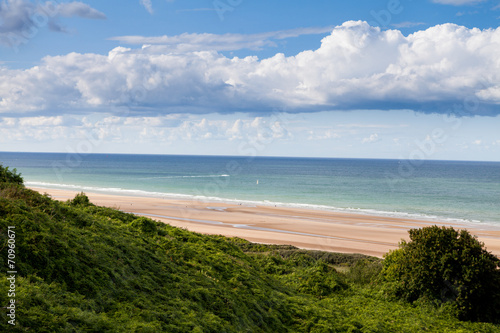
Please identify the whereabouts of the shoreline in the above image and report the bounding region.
[30,186,500,258]
[25,181,500,230]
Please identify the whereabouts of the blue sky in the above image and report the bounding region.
[1,0,500,160]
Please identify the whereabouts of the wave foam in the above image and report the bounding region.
[140,174,230,180]
[26,181,495,228]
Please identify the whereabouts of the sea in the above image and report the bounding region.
[1,152,499,229]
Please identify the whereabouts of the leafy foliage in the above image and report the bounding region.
[345,259,383,285]
[0,164,499,332]
[0,164,23,185]
[0,184,292,332]
[382,225,500,323]
[69,192,92,206]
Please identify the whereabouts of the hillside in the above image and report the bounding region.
[1,165,499,332]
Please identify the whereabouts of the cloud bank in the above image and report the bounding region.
[0,114,290,146]
[1,21,500,117]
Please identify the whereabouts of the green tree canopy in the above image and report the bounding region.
[0,164,23,185]
[382,225,500,323]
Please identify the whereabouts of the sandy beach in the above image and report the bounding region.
[30,187,500,258]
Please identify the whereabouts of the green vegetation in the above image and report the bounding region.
[1,165,499,332]
[382,225,500,323]
[0,165,22,185]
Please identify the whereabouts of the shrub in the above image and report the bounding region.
[69,192,92,206]
[382,225,500,323]
[295,261,348,297]
[346,259,383,285]
[0,164,23,185]
[129,216,158,234]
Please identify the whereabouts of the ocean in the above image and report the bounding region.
[1,152,499,228]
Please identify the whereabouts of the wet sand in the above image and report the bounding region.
[30,187,500,258]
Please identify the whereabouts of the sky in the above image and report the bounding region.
[0,0,500,161]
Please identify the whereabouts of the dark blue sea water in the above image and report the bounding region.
[1,152,499,227]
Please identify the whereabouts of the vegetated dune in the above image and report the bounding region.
[1,165,499,332]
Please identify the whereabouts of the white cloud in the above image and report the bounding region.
[1,115,83,128]
[362,133,380,144]
[0,115,85,142]
[123,115,184,127]
[1,21,500,117]
[57,2,106,19]
[109,26,334,52]
[476,86,500,103]
[391,22,426,28]
[308,130,341,140]
[337,124,408,129]
[0,117,16,126]
[19,116,63,127]
[165,117,290,142]
[140,0,153,15]
[0,0,105,47]
[2,111,499,161]
[2,114,290,144]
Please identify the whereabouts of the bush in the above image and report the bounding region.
[0,174,499,331]
[382,225,500,323]
[69,192,92,206]
[0,164,23,185]
[295,261,348,297]
[129,216,158,234]
[346,259,383,285]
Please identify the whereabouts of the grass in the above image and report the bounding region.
[0,165,499,332]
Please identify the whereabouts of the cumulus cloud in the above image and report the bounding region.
[307,130,341,140]
[145,117,291,142]
[0,0,105,47]
[109,26,334,52]
[0,113,292,144]
[0,115,84,142]
[1,21,500,117]
[123,115,185,127]
[0,115,83,127]
[19,115,63,126]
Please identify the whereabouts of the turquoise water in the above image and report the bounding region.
[1,152,499,227]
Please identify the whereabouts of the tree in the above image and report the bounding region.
[69,192,92,206]
[0,164,23,185]
[382,225,500,323]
